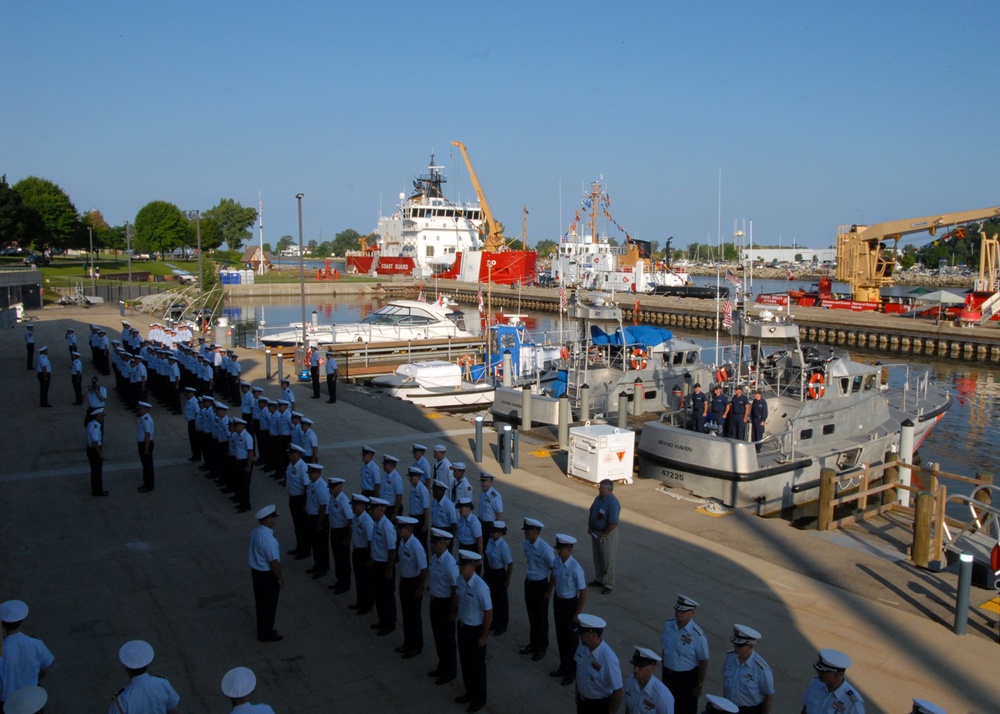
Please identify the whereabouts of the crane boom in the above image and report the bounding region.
[451,141,506,252]
[835,205,1000,302]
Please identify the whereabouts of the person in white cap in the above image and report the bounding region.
[406,467,431,548]
[70,350,84,405]
[349,494,375,614]
[381,455,403,521]
[285,444,310,559]
[432,445,452,491]
[86,408,108,496]
[661,595,709,714]
[3,685,47,714]
[454,549,492,713]
[550,534,587,685]
[455,498,483,557]
[519,518,554,661]
[359,445,381,497]
[0,600,54,706]
[35,345,51,407]
[800,649,864,714]
[221,666,274,713]
[324,349,338,403]
[411,444,431,487]
[427,528,459,684]
[231,417,255,513]
[909,698,946,714]
[477,472,503,535]
[327,477,353,594]
[109,639,179,714]
[24,324,34,371]
[573,613,623,712]
[280,377,295,408]
[430,480,458,545]
[451,462,473,504]
[704,693,739,713]
[308,346,321,398]
[624,646,674,714]
[395,516,428,658]
[368,497,397,636]
[304,464,330,579]
[722,625,773,714]
[248,505,283,642]
[136,401,155,492]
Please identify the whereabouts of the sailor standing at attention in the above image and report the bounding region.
[550,533,587,686]
[454,550,492,714]
[0,599,54,706]
[359,445,381,498]
[690,383,707,433]
[623,646,674,714]
[660,595,709,714]
[70,351,84,405]
[24,324,34,370]
[248,505,283,643]
[722,625,774,714]
[136,402,156,493]
[35,345,52,408]
[573,614,624,714]
[86,409,108,497]
[325,349,338,403]
[432,445,452,489]
[749,390,769,453]
[221,666,275,714]
[309,347,321,398]
[108,640,180,714]
[519,518,555,662]
[800,649,864,714]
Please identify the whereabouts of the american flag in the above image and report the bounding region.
[725,269,741,287]
[786,267,795,281]
[559,284,567,311]
[722,300,733,328]
[477,284,484,313]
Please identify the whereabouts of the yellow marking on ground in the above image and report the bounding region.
[696,505,733,518]
[529,449,552,458]
[980,597,1000,614]
[426,413,445,419]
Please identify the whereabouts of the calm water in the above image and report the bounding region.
[228,294,999,490]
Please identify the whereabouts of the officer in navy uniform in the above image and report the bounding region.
[86,409,108,496]
[349,494,375,614]
[136,402,156,492]
[800,649,864,714]
[573,614,624,714]
[24,324,34,370]
[661,595,709,714]
[368,497,397,636]
[248,505,283,642]
[0,599,54,705]
[749,390,768,453]
[727,386,750,440]
[221,667,275,714]
[325,349,338,403]
[707,385,729,434]
[35,346,52,407]
[550,533,587,686]
[721,625,773,714]
[454,549,492,714]
[623,646,674,714]
[519,517,555,661]
[309,347,321,398]
[690,383,707,432]
[395,515,428,658]
[70,351,84,405]
[108,640,180,714]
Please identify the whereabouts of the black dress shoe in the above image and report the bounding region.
[370,622,383,630]
[294,554,310,560]
[137,486,153,493]
[492,626,506,636]
[326,400,335,404]
[236,506,250,513]
[455,694,473,704]
[435,675,455,685]
[531,650,545,661]
[348,604,361,610]
[258,633,283,642]
[518,645,535,655]
[311,571,328,579]
[332,586,350,594]
[356,607,372,616]
[305,567,318,573]
[588,579,603,587]
[467,703,484,713]
[560,674,575,686]
[93,491,110,497]
[402,649,420,659]
[394,646,406,653]
[377,627,395,636]
[287,549,300,555]
[549,669,565,677]
[427,669,441,678]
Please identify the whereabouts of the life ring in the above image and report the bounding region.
[809,372,825,399]
[716,367,728,384]
[623,276,629,283]
[588,345,602,365]
[559,346,569,361]
[458,354,475,367]
[630,347,648,370]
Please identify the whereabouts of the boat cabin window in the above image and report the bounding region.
[840,378,849,395]
[822,424,835,435]
[672,352,685,366]
[851,376,863,393]
[685,351,699,365]
[863,374,877,391]
[426,246,435,257]
[800,428,813,440]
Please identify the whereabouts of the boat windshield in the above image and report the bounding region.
[360,305,438,326]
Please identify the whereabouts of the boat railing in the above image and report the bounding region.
[877,361,938,412]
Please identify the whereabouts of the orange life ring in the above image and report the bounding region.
[623,276,629,283]
[588,345,601,365]
[630,347,648,370]
[458,354,474,367]
[559,346,569,361]
[809,372,825,399]
[716,367,728,384]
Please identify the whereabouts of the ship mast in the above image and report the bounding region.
[586,181,602,244]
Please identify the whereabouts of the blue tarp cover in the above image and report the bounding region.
[589,325,672,346]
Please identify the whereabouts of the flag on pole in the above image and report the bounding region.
[725,269,741,287]
[477,284,484,313]
[786,267,795,280]
[559,284,567,311]
[722,300,733,328]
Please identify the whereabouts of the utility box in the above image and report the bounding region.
[567,422,635,485]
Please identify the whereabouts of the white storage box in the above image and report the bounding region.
[567,422,635,485]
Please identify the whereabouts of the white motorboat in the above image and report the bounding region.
[260,299,472,347]
[372,360,495,409]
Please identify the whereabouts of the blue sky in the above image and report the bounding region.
[3,1,998,250]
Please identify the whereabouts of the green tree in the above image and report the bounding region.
[13,176,81,250]
[262,242,272,253]
[313,240,333,258]
[81,209,113,254]
[331,228,361,256]
[307,239,318,254]
[135,201,189,258]
[185,210,223,251]
[277,235,294,253]
[0,175,42,248]
[534,239,558,258]
[202,198,257,252]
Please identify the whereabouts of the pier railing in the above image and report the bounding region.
[817,460,995,572]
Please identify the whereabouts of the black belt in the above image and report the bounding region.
[458,621,483,629]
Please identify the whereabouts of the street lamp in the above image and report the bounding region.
[88,226,95,292]
[196,210,204,327]
[296,194,306,348]
[125,221,133,302]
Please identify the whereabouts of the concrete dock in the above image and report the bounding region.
[3,303,998,713]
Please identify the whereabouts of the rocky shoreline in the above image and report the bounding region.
[683,265,976,289]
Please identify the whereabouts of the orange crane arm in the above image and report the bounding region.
[451,141,505,252]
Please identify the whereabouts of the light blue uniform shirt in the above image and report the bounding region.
[523,537,555,581]
[351,510,374,548]
[456,573,492,626]
[429,550,459,598]
[574,640,623,700]
[328,491,352,528]
[408,481,431,518]
[108,672,180,714]
[660,619,709,672]
[247,524,279,571]
[478,486,503,520]
[370,515,396,562]
[485,537,513,571]
[431,496,458,528]
[398,534,427,578]
[456,512,482,546]
[553,555,586,599]
[0,632,55,700]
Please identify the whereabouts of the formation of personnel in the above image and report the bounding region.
[12,318,950,712]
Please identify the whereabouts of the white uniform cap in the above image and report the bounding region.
[240,381,250,387]
[351,493,371,504]
[255,505,278,520]
[407,466,424,477]
[432,479,449,489]
[91,408,105,416]
[458,549,483,564]
[396,516,418,526]
[479,472,495,481]
[301,418,314,425]
[288,444,307,454]
[555,533,577,547]
[213,402,228,410]
[369,497,390,507]
[361,445,376,454]
[433,444,446,452]
[252,386,263,393]
[277,399,290,406]
[38,345,47,352]
[522,517,544,530]
[451,462,466,471]
[911,699,947,714]
[119,639,155,668]
[184,387,197,392]
[491,521,507,532]
[0,599,29,622]
[731,624,761,645]
[629,646,662,666]
[382,454,399,463]
[674,594,699,611]
[221,666,257,698]
[456,497,474,508]
[430,527,453,540]
[291,411,303,418]
[3,685,47,714]
[412,443,426,451]
[72,351,80,357]
[137,401,152,409]
[232,418,247,425]
[327,477,345,485]
[576,613,606,631]
[704,694,739,713]
[814,648,851,672]
[307,463,324,471]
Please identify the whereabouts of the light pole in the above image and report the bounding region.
[125,222,133,302]
[196,210,204,326]
[88,226,95,292]
[296,194,306,348]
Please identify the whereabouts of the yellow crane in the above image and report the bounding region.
[835,205,1000,302]
[450,141,510,252]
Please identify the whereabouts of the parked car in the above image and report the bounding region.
[23,253,51,266]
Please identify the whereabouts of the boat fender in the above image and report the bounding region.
[808,372,825,399]
[716,367,728,384]
[588,345,601,365]
[559,346,569,361]
[630,347,648,371]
